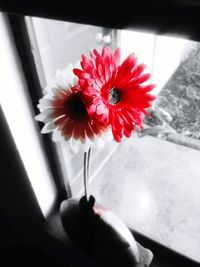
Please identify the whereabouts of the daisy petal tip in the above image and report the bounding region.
[41,126,49,134]
[35,114,44,122]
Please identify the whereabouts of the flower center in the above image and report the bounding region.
[64,93,88,122]
[108,88,121,105]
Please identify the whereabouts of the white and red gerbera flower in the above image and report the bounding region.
[36,48,156,151]
[35,63,109,152]
[74,47,156,142]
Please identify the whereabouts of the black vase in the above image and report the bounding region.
[60,195,153,267]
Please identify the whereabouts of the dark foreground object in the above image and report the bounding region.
[60,195,153,267]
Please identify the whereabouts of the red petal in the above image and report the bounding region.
[90,121,102,135]
[55,116,67,127]
[132,63,146,77]
[104,59,111,82]
[87,78,95,86]
[79,79,86,87]
[94,49,104,69]
[81,54,95,73]
[132,73,151,86]
[112,114,123,141]
[102,47,112,61]
[84,86,99,96]
[120,53,137,73]
[128,108,144,128]
[112,127,123,142]
[63,120,74,138]
[87,104,97,116]
[95,78,103,88]
[141,84,156,93]
[85,122,95,139]
[98,64,104,77]
[73,123,81,140]
[93,49,101,58]
[73,68,83,77]
[121,112,134,130]
[96,103,106,115]
[80,127,86,141]
[81,73,91,79]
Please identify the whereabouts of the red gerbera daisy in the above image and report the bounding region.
[73,47,156,142]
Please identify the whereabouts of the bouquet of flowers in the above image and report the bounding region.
[35,47,156,267]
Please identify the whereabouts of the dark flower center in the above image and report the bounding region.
[108,88,121,105]
[64,93,88,122]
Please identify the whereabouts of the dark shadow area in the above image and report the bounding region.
[1,1,200,42]
[0,246,61,267]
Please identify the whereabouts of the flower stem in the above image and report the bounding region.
[87,146,91,183]
[83,146,92,201]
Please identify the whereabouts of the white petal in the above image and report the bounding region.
[37,98,52,110]
[44,115,54,123]
[41,121,56,134]
[69,139,80,153]
[43,94,53,99]
[35,112,53,123]
[41,108,54,116]
[35,113,45,122]
[54,76,69,90]
[35,108,53,122]
[45,87,55,96]
[50,86,61,95]
[52,128,62,142]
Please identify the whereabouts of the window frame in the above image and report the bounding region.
[1,8,200,267]
[7,13,68,209]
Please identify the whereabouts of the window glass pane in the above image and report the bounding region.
[91,30,200,262]
[27,18,200,263]
[26,17,118,196]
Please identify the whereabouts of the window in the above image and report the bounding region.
[90,31,200,262]
[25,16,119,197]
[3,13,200,263]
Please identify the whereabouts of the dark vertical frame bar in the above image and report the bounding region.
[6,13,69,208]
[0,106,44,224]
